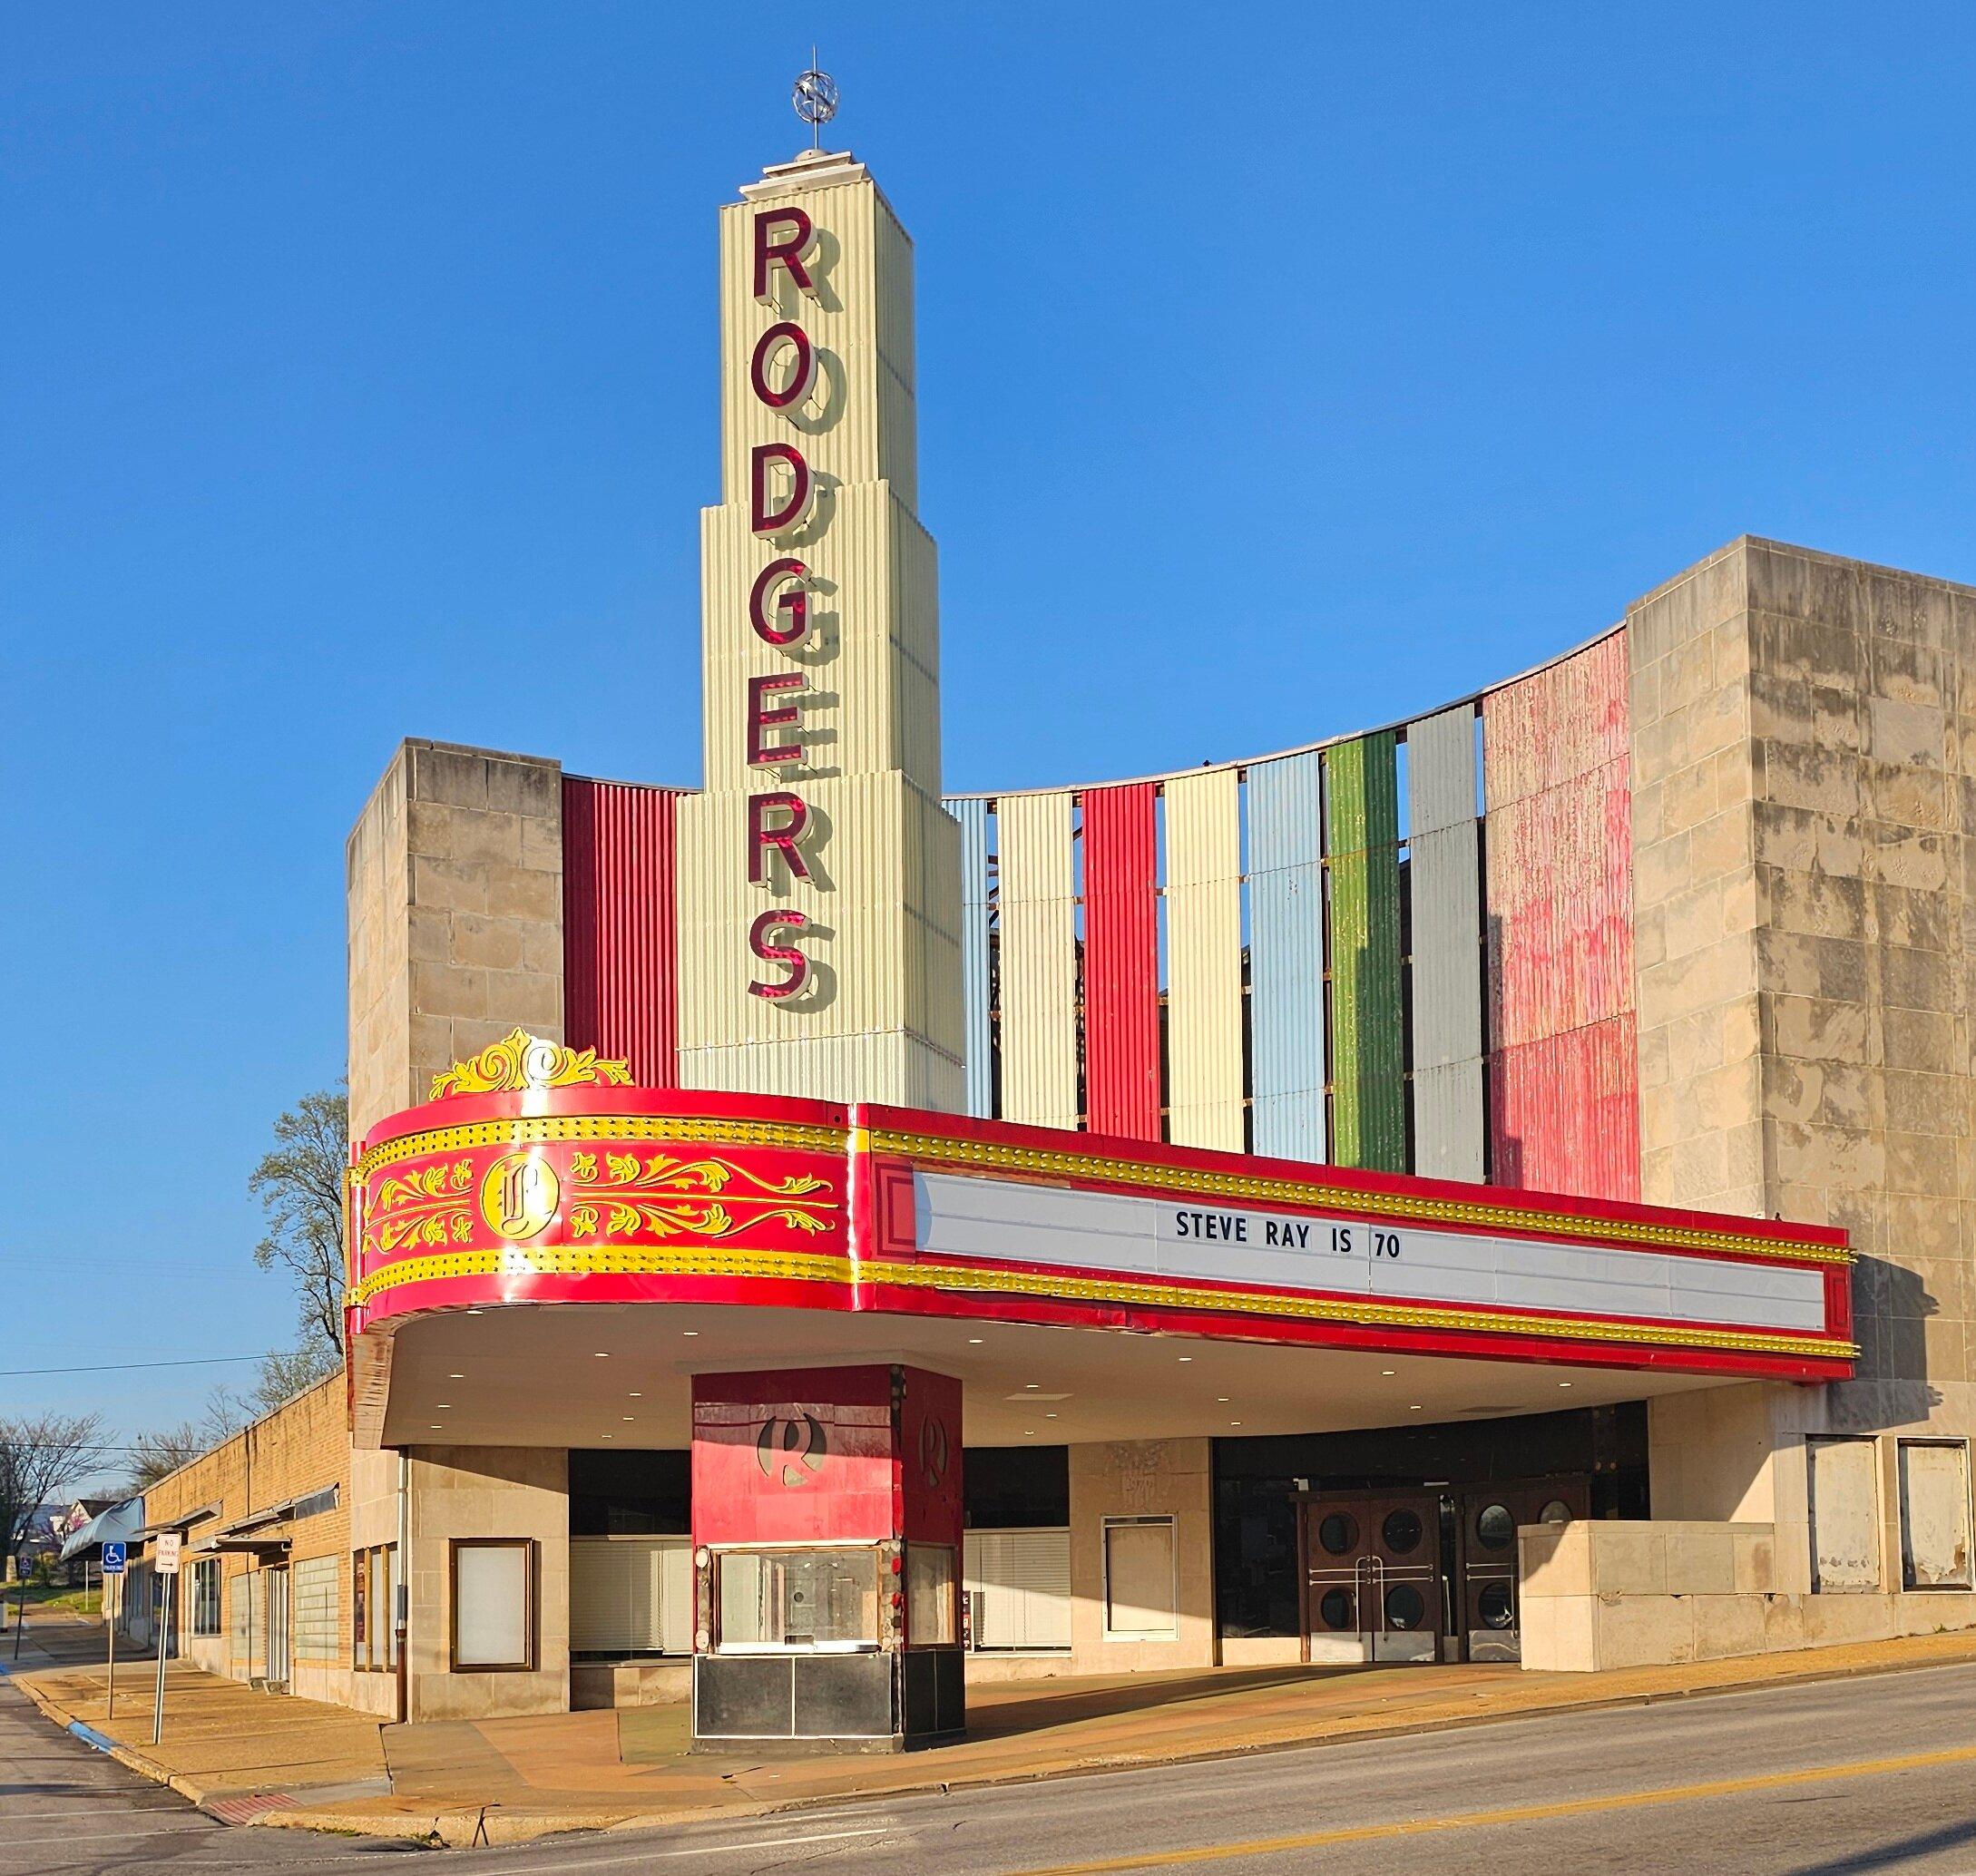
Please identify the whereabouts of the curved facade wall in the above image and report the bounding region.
[560,625,1640,1205]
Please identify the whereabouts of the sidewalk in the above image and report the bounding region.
[18,1618,1976,1848]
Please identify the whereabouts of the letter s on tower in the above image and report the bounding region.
[748,909,812,1000]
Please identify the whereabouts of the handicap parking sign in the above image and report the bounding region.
[101,1541,125,1575]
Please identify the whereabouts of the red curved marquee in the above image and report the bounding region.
[347,1080,1854,1384]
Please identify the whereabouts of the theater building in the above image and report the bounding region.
[137,137,1976,1744]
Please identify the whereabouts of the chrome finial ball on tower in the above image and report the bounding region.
[792,64,838,147]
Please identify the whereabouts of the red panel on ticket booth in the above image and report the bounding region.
[898,1368,963,1547]
[690,1366,896,1548]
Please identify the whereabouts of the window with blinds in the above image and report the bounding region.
[964,1527,1071,1651]
[292,1556,340,1660]
[570,1535,692,1658]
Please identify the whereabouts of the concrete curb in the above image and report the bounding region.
[29,1637,1976,1848]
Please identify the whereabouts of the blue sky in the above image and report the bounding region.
[5,6,1973,1478]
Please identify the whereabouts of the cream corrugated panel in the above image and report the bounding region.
[292,1556,339,1661]
[964,1529,1071,1651]
[996,794,1079,1129]
[570,1537,693,1656]
[1164,769,1244,1149]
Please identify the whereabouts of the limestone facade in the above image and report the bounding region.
[347,738,564,1139]
[1631,536,1976,1604]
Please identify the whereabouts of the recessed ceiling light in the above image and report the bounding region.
[429,1423,444,1430]
[628,1392,642,1399]
[466,1308,483,1315]
[602,1432,613,1440]
[1410,1404,1424,1412]
[682,1330,699,1337]
[622,1416,634,1422]
[448,1373,465,1380]
[1229,1420,1243,1427]
[1025,1382,1039,1390]
[1023,1430,1035,1436]
[1178,1356,1193,1363]
[435,1403,452,1410]
[967,1337,983,1345]
[1381,1370,1396,1377]
[1217,1396,1230,1403]
[1045,1412,1058,1419]
[1559,1381,1573,1388]
[594,1351,610,1358]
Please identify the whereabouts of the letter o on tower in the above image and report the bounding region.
[749,321,816,411]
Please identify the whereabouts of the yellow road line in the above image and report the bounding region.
[1001,1742,1976,1875]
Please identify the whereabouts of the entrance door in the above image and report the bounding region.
[1303,1495,1443,1664]
[264,1568,290,1688]
[1455,1480,1590,1663]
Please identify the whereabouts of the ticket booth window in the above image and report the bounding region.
[906,1544,957,1646]
[716,1547,882,1652]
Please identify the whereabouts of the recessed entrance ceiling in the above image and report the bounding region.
[373,1301,1731,1451]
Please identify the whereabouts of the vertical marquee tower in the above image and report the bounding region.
[678,141,964,1108]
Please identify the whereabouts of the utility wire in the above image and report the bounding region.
[0,1354,272,1380]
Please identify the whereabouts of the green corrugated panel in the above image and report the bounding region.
[1324,732,1407,1171]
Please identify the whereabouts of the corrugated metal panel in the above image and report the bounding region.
[996,792,1080,1129]
[951,798,994,1119]
[1165,770,1244,1149]
[1247,750,1327,1163]
[1082,784,1160,1139]
[1325,733,1406,1171]
[1406,708,1484,1182]
[1487,1018,1640,1200]
[1482,631,1639,1199]
[563,777,680,1088]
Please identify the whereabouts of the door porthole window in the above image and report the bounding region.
[1474,1504,1515,1551]
[1381,1509,1424,1555]
[1316,1512,1359,1557]
[1384,1583,1426,1630]
[1477,1581,1514,1629]
[1317,1587,1355,1630]
[1540,1500,1573,1527]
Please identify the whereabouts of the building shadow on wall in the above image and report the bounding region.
[1825,1256,1940,1431]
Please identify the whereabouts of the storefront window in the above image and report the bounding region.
[715,1548,882,1652]
[906,1544,956,1645]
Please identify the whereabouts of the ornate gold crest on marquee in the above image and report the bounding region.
[428,1028,634,1099]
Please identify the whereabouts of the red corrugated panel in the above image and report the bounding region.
[1482,633,1639,1199]
[1081,783,1160,1139]
[562,777,680,1089]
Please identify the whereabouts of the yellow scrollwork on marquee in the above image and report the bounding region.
[565,1150,834,1241]
[427,1029,634,1100]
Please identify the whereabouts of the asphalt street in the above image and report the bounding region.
[9,1660,1976,1875]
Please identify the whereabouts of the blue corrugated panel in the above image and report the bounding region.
[1247,750,1327,1163]
[950,798,994,1118]
[1406,708,1485,1182]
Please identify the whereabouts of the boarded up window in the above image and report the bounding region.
[228,1573,252,1676]
[292,1556,340,1660]
[964,1528,1071,1651]
[1809,1436,1880,1592]
[1102,1515,1178,1638]
[570,1536,691,1656]
[1899,1441,1972,1590]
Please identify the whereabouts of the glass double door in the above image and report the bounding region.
[1454,1480,1588,1662]
[1302,1494,1443,1664]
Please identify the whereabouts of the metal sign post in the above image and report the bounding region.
[101,1542,125,1720]
[152,1532,180,1746]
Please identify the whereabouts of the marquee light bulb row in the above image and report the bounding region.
[741,207,830,1002]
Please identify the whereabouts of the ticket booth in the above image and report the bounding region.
[689,1363,964,1751]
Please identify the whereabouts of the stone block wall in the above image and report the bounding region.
[347,739,565,1138]
[1629,538,1976,1598]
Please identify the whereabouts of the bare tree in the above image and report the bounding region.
[0,1414,108,1574]
[249,1086,349,1364]
[125,1390,251,1491]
